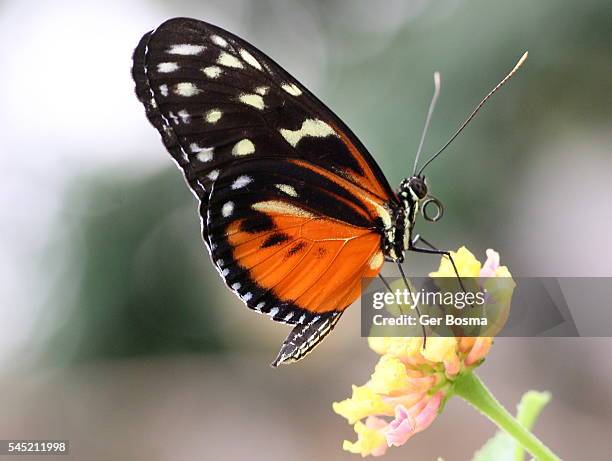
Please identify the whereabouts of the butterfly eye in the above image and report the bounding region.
[408,176,428,199]
[422,196,444,222]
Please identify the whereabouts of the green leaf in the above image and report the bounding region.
[514,391,552,461]
[471,390,551,461]
[472,431,515,461]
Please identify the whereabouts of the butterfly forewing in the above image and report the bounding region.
[134,18,396,199]
[132,17,395,365]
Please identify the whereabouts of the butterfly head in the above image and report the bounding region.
[398,175,444,225]
[407,175,428,201]
[399,175,428,203]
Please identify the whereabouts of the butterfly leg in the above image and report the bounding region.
[379,268,427,346]
[408,235,472,306]
[411,233,436,250]
[378,273,393,293]
[395,262,427,348]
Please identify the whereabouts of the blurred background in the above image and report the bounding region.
[1,0,611,459]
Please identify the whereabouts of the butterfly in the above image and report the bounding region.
[132,17,527,366]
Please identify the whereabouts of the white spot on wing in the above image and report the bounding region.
[157,62,179,73]
[279,119,337,147]
[254,86,269,96]
[210,35,228,48]
[221,268,230,277]
[222,201,235,217]
[231,175,253,190]
[252,200,314,218]
[243,292,253,302]
[275,184,298,197]
[369,252,384,270]
[197,149,213,162]
[190,143,201,152]
[174,82,201,97]
[255,302,265,311]
[208,169,220,181]
[281,83,302,96]
[159,84,169,97]
[205,109,222,124]
[217,51,243,68]
[231,282,241,290]
[177,110,190,123]
[239,49,262,70]
[366,197,392,229]
[168,44,205,55]
[232,139,255,156]
[202,66,222,79]
[269,307,279,317]
[238,93,265,110]
[190,142,215,156]
[168,111,179,124]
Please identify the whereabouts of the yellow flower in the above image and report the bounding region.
[429,246,482,278]
[367,337,424,363]
[421,337,462,377]
[334,248,515,457]
[368,355,411,395]
[333,385,394,424]
[343,417,389,457]
[420,337,457,363]
[368,355,435,396]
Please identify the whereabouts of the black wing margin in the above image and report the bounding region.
[132,29,207,202]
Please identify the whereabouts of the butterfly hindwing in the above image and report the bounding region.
[207,160,385,366]
[207,159,385,320]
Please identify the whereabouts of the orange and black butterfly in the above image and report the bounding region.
[132,17,526,366]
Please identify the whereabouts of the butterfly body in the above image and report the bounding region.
[132,17,430,366]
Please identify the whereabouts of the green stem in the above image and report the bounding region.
[453,372,561,461]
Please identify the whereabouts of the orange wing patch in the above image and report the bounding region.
[226,202,383,314]
[289,158,393,229]
[331,123,393,201]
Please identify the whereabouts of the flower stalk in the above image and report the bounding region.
[453,371,561,461]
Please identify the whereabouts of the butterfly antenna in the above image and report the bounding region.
[413,72,441,175]
[417,51,528,176]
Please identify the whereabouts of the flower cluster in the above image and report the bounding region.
[333,247,514,457]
